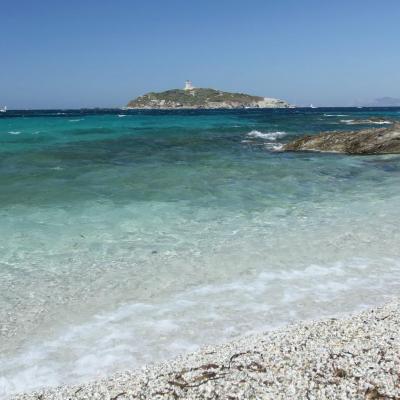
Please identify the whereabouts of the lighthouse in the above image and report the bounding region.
[184,80,194,91]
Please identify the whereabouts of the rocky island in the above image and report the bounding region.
[126,81,293,109]
[284,120,400,155]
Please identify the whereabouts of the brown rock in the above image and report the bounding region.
[283,122,400,155]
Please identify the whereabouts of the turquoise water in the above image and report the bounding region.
[1,108,400,397]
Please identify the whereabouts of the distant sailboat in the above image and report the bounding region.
[0,106,7,113]
[309,104,317,109]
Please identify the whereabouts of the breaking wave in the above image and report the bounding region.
[340,119,392,125]
[246,130,287,140]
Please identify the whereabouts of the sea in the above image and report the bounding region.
[1,108,400,397]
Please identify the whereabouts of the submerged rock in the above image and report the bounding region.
[284,122,400,155]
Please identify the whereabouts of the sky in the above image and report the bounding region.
[1,0,399,109]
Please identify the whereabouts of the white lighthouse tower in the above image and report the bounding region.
[184,80,194,91]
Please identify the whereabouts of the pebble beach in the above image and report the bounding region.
[11,300,400,400]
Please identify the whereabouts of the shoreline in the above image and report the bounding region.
[11,300,400,400]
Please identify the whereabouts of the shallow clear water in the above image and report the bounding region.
[1,108,400,397]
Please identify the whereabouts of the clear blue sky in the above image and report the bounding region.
[1,0,399,109]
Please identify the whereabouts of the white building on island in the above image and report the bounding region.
[184,80,194,90]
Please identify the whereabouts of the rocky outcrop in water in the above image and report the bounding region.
[284,121,400,155]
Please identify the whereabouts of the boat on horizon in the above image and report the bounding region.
[0,106,7,113]
[309,104,317,109]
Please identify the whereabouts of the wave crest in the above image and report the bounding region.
[247,130,287,141]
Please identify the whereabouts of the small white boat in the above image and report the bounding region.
[309,104,317,109]
[0,106,7,113]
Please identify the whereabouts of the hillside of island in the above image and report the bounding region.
[126,83,293,109]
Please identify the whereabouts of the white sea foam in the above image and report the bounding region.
[340,119,392,125]
[245,130,287,151]
[265,143,284,151]
[247,130,287,140]
[8,131,21,135]
[369,120,392,125]
[118,114,127,118]
[324,114,348,117]
[69,119,83,122]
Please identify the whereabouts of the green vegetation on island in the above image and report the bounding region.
[127,85,292,109]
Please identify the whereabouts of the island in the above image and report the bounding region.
[126,81,293,109]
